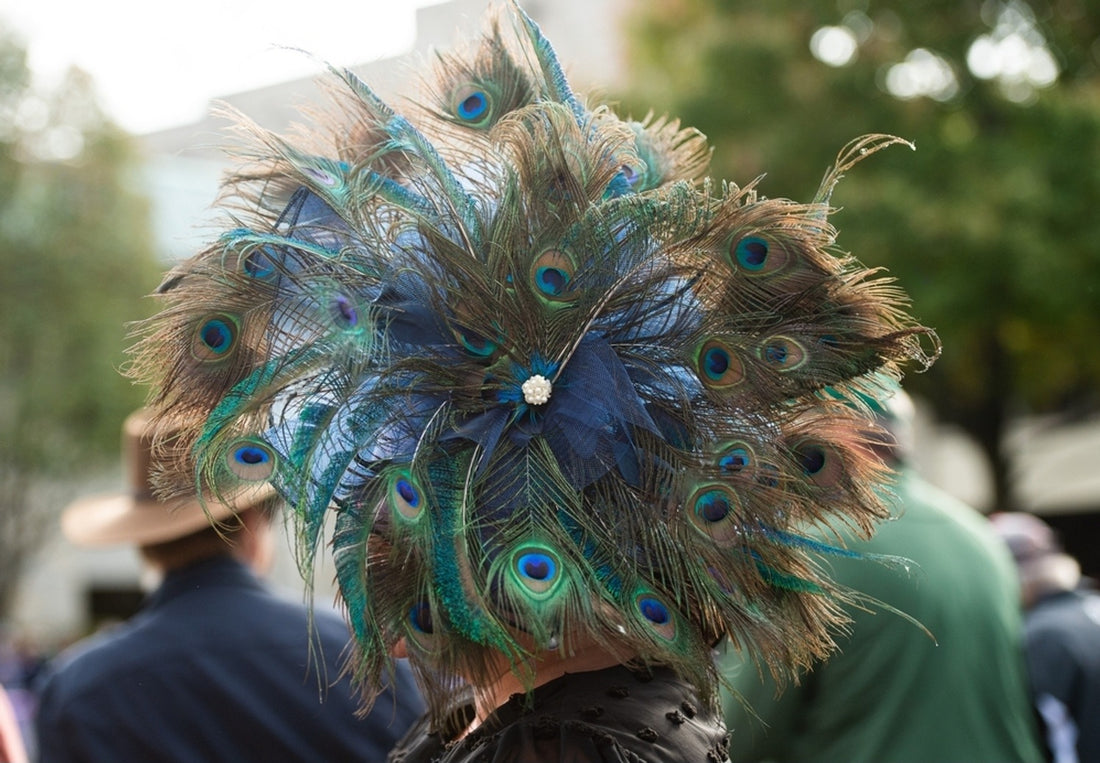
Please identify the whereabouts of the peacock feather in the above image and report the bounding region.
[130,1,937,721]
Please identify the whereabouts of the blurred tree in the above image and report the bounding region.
[0,28,161,617]
[622,0,1100,511]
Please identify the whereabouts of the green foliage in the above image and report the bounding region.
[622,0,1100,508]
[0,26,162,615]
[0,52,161,475]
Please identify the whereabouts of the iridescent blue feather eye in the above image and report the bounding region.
[226,438,276,481]
[730,233,789,275]
[687,484,741,544]
[531,249,575,302]
[458,92,488,120]
[698,490,730,522]
[389,471,423,521]
[409,601,434,634]
[453,86,492,127]
[330,293,359,330]
[737,237,768,269]
[704,347,729,378]
[717,445,752,474]
[202,321,232,351]
[192,315,238,361]
[519,553,554,580]
[244,250,277,279]
[510,545,563,597]
[458,330,497,357]
[639,597,668,624]
[536,267,567,295]
[634,592,677,641]
[758,335,807,372]
[696,340,743,389]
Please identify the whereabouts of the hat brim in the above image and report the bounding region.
[61,482,277,547]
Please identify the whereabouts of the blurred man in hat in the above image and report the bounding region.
[991,511,1100,763]
[34,409,423,762]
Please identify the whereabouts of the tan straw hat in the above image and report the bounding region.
[61,408,276,547]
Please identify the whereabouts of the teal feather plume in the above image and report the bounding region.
[129,2,938,722]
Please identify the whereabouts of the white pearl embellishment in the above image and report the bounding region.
[521,374,552,405]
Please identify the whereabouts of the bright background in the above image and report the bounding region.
[0,0,439,133]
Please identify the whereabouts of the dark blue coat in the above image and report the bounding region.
[35,555,423,762]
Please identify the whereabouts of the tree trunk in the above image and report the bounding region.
[969,334,1016,513]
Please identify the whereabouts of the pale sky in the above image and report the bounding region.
[0,0,439,134]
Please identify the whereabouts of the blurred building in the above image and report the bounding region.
[139,0,630,262]
[908,406,1100,578]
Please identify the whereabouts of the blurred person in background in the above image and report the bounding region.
[990,511,1100,763]
[34,409,423,762]
[0,630,43,761]
[0,685,28,763]
[720,386,1044,762]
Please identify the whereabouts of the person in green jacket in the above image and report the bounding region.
[720,387,1044,763]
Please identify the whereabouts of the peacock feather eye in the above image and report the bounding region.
[799,445,826,474]
[451,304,501,356]
[455,328,497,357]
[226,438,276,481]
[388,470,423,522]
[792,440,844,487]
[510,545,563,598]
[531,249,576,302]
[639,597,668,624]
[328,292,366,334]
[452,85,493,127]
[730,233,790,275]
[217,232,281,281]
[695,339,745,389]
[409,601,434,634]
[687,483,742,545]
[697,488,731,522]
[192,314,239,361]
[634,592,677,641]
[403,596,445,655]
[717,442,754,475]
[243,249,278,279]
[758,335,808,372]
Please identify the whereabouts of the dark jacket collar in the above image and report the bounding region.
[146,554,263,608]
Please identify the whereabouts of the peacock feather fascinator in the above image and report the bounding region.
[130,2,937,721]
